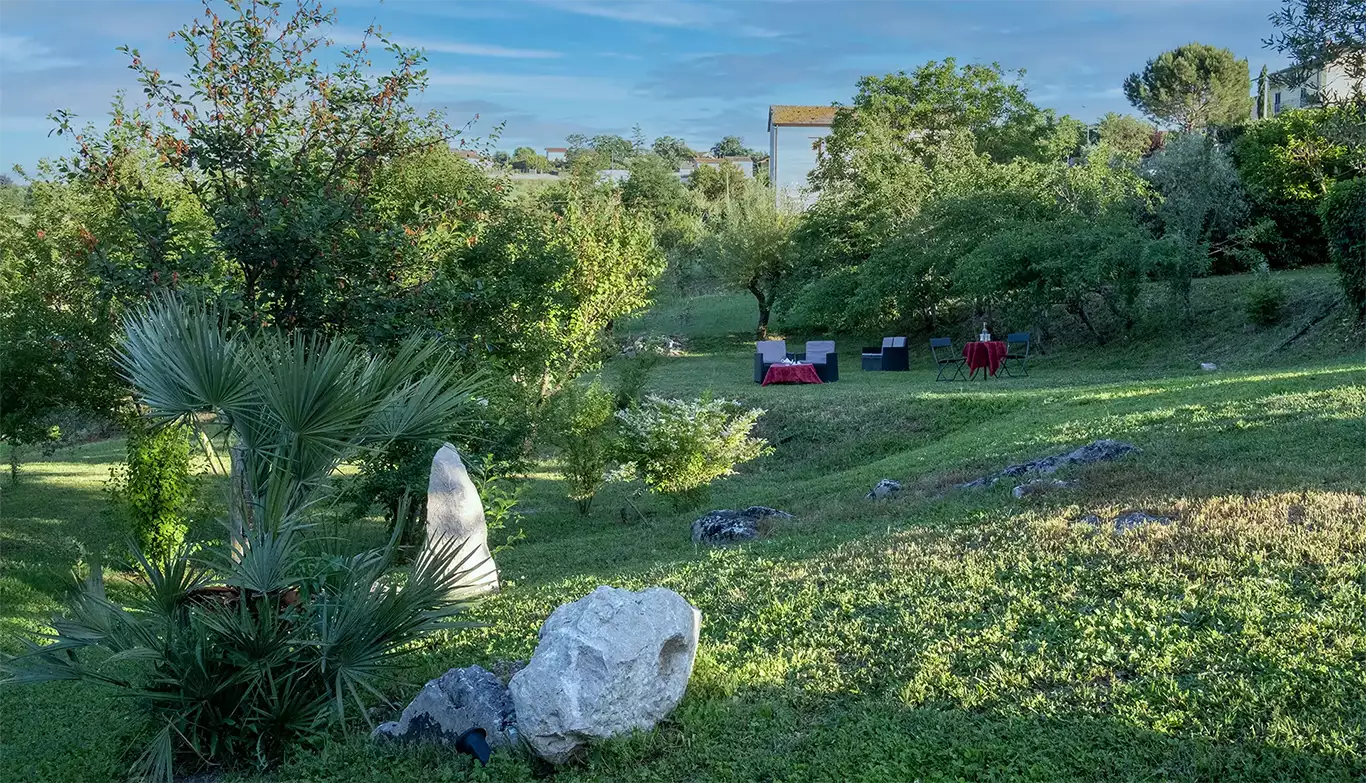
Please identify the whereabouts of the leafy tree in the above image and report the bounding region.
[1232,108,1351,267]
[815,60,1061,183]
[710,135,758,159]
[512,146,551,172]
[1096,113,1157,161]
[1143,133,1256,304]
[1123,43,1254,131]
[1320,177,1366,319]
[441,184,665,401]
[621,154,698,250]
[699,182,796,338]
[589,134,636,167]
[0,177,125,480]
[652,136,696,167]
[689,160,750,203]
[58,0,461,332]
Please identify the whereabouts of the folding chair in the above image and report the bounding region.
[930,337,966,382]
[1001,332,1031,377]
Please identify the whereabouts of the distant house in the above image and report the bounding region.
[693,156,754,178]
[452,148,494,170]
[1269,57,1365,114]
[768,105,839,208]
[545,147,568,162]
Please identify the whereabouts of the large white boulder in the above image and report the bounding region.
[508,586,701,763]
[422,443,499,595]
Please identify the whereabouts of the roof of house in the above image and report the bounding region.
[452,149,482,158]
[545,147,568,152]
[768,105,840,130]
[694,156,752,164]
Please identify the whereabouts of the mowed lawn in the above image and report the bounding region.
[2,270,1364,782]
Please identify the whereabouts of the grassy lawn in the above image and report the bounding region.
[2,269,1364,782]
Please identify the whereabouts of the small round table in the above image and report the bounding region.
[962,341,1007,379]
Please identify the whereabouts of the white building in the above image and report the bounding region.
[1269,58,1365,114]
[544,147,567,162]
[768,105,838,208]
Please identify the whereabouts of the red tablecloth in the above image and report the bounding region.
[963,341,1007,378]
[762,363,823,385]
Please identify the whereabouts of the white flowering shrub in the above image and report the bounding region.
[615,395,772,504]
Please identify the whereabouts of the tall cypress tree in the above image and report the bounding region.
[1257,65,1271,119]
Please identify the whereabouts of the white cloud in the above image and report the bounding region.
[0,34,79,72]
[529,0,714,28]
[332,30,561,59]
[427,71,634,101]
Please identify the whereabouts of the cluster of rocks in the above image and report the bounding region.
[959,439,1141,491]
[690,506,792,545]
[377,586,700,766]
[620,334,688,358]
[377,446,702,766]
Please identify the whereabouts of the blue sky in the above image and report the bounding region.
[1,0,1290,171]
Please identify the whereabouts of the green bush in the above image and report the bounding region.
[548,379,618,514]
[1244,273,1288,326]
[106,417,196,560]
[615,395,771,507]
[1320,178,1366,320]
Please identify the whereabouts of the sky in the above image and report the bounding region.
[0,0,1292,171]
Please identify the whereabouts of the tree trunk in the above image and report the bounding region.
[228,444,255,558]
[748,281,770,340]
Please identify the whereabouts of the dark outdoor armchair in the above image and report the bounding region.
[862,336,909,371]
[753,339,788,383]
[802,340,839,382]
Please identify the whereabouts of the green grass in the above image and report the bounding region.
[3,268,1365,782]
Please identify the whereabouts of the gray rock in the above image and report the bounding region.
[1112,510,1171,533]
[1080,510,1171,533]
[422,444,499,595]
[373,666,517,749]
[509,586,701,764]
[690,506,792,544]
[1011,478,1075,499]
[1200,362,1218,371]
[866,479,903,500]
[960,439,1141,489]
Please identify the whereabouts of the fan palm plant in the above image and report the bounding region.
[3,295,493,780]
[118,294,486,538]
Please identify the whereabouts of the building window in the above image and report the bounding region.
[1274,92,1282,113]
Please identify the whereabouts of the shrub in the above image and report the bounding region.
[3,522,483,779]
[467,454,526,553]
[1320,178,1366,320]
[615,395,771,507]
[1244,272,1288,326]
[106,417,196,560]
[548,380,618,514]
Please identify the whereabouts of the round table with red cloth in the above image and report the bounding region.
[962,341,1007,378]
[761,363,823,385]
